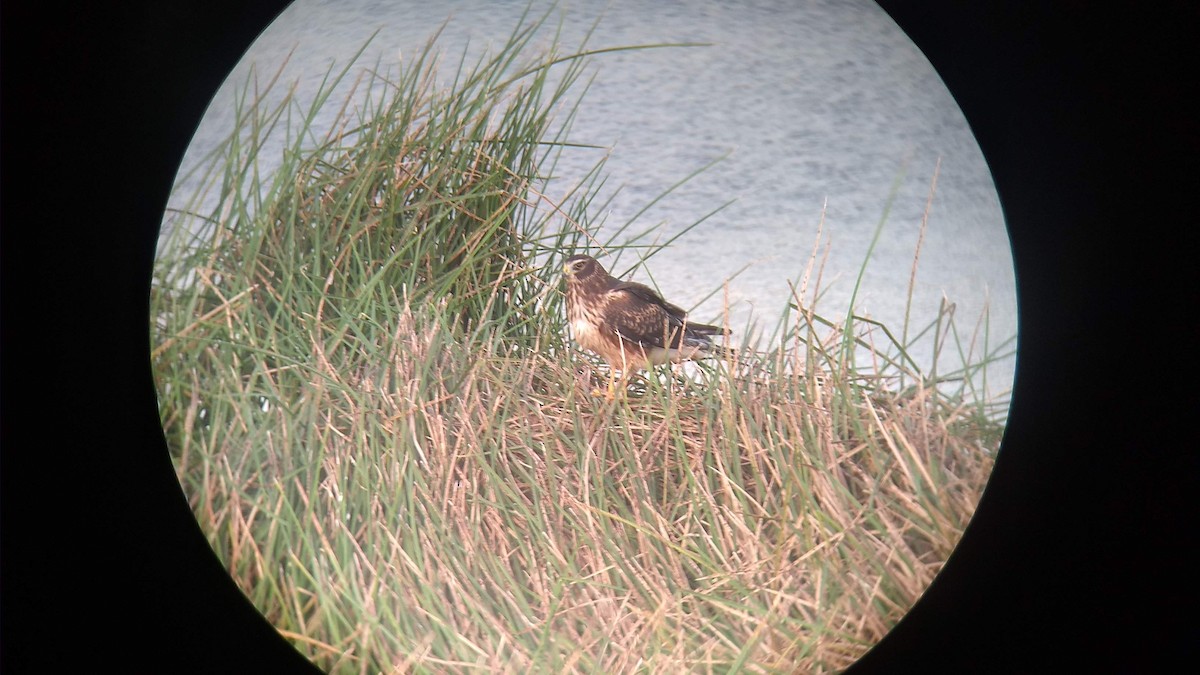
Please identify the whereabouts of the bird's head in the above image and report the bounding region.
[562,254,605,282]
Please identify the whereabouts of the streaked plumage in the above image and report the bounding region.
[562,254,729,396]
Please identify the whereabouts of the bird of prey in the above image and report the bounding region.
[561,254,730,398]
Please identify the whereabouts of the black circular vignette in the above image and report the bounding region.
[3,0,320,672]
[855,1,1198,671]
[3,0,1195,672]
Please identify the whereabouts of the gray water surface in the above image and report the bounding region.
[164,0,1016,402]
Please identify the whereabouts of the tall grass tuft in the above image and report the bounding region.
[152,13,1009,674]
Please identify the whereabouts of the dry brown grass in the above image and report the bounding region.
[166,298,996,673]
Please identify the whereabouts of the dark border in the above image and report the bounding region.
[857,1,1197,671]
[2,0,1194,672]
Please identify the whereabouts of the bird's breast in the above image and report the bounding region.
[570,317,603,350]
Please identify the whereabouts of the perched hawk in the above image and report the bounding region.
[562,254,730,397]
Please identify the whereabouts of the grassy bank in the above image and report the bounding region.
[152,12,1009,674]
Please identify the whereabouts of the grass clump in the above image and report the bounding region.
[152,12,1010,674]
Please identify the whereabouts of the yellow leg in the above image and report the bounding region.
[591,368,620,400]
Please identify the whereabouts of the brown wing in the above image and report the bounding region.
[611,281,684,318]
[604,281,724,350]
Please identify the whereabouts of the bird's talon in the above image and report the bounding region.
[589,387,618,400]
